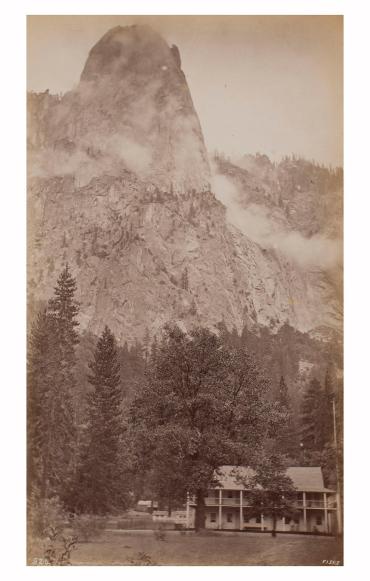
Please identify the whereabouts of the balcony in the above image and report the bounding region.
[188,496,337,509]
[206,497,241,506]
[189,497,253,507]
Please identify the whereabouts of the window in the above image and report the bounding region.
[294,516,299,524]
[243,513,250,523]
[227,491,233,498]
[316,515,322,526]
[227,513,233,523]
[256,516,261,524]
[210,512,216,523]
[285,517,291,525]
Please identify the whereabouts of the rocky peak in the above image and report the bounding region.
[80,25,178,82]
[28,25,210,194]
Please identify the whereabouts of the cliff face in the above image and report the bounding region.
[27,25,339,344]
[215,154,343,240]
[28,171,330,344]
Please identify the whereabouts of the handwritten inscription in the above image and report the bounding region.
[32,557,50,566]
[322,559,341,566]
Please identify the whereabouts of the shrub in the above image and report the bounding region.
[42,527,78,566]
[70,514,107,542]
[128,551,156,566]
[28,495,66,540]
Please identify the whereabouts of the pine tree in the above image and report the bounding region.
[278,375,289,407]
[181,267,189,291]
[48,263,79,348]
[240,324,248,347]
[230,326,240,348]
[321,367,335,445]
[142,327,151,362]
[47,264,79,401]
[47,265,80,483]
[75,327,126,514]
[27,309,74,501]
[274,376,299,458]
[300,378,324,450]
[28,310,55,498]
[29,265,79,506]
[151,335,158,360]
[188,202,197,224]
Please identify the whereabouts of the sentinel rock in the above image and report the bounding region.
[28,26,338,345]
[28,25,210,194]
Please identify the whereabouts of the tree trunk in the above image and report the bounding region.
[195,489,206,531]
[272,512,277,537]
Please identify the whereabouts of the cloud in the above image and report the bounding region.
[211,173,341,270]
[103,134,153,175]
[29,132,154,186]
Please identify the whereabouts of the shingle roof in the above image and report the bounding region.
[213,465,334,493]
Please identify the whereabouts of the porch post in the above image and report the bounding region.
[186,492,190,529]
[324,492,328,533]
[261,513,264,531]
[303,492,307,531]
[218,489,222,530]
[239,490,243,531]
[336,491,342,535]
[282,516,286,532]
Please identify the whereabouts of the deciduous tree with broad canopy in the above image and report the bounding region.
[239,453,297,537]
[130,325,281,530]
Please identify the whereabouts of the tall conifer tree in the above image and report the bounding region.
[28,306,76,501]
[28,310,57,498]
[75,326,126,514]
[321,367,335,445]
[274,376,299,458]
[48,264,79,392]
[300,377,324,450]
[48,265,80,482]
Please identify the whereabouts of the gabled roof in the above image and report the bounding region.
[214,466,255,490]
[213,465,334,493]
[285,467,333,492]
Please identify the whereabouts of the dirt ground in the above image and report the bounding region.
[57,530,344,566]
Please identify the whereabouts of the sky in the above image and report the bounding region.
[27,15,343,167]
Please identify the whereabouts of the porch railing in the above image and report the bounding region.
[294,499,337,509]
